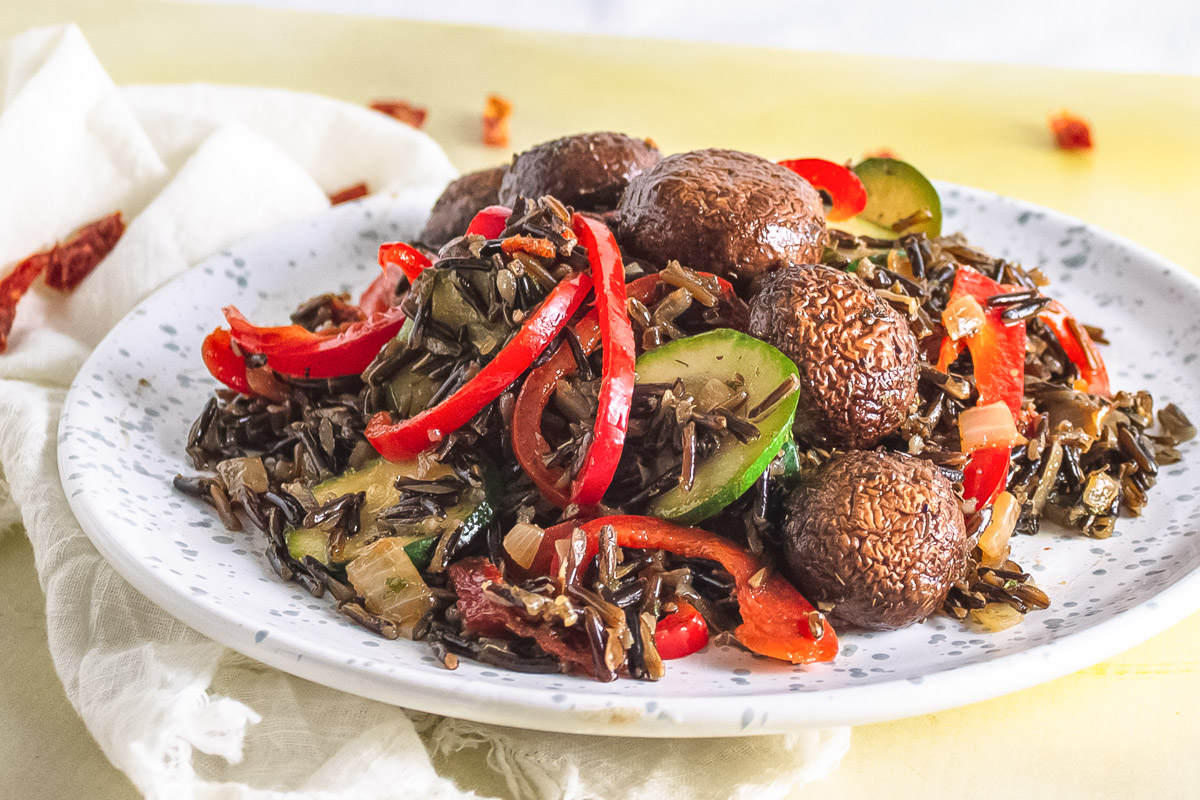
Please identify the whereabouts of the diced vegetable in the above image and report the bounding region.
[345,537,434,636]
[959,401,1028,453]
[503,522,546,570]
[286,527,330,564]
[978,491,1019,566]
[654,602,709,660]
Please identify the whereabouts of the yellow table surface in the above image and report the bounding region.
[3,2,1199,798]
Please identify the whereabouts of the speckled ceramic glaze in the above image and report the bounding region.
[59,187,1200,737]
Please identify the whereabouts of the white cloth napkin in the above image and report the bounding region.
[0,24,849,800]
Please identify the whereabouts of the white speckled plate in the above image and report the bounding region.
[59,186,1200,737]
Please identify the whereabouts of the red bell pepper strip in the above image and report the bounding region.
[223,304,406,379]
[511,272,737,507]
[937,266,1026,416]
[777,158,868,222]
[935,267,1027,511]
[568,214,636,507]
[466,205,512,239]
[1038,299,1111,396]
[365,271,593,460]
[654,601,709,660]
[532,516,837,664]
[511,275,659,507]
[358,262,405,316]
[961,444,1010,511]
[201,327,253,394]
[377,241,431,283]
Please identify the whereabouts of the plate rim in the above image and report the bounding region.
[58,186,1200,737]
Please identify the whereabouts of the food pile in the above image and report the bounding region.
[177,132,1192,680]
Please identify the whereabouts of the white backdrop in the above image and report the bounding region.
[178,0,1200,75]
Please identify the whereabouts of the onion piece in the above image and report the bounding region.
[503,522,546,570]
[345,537,434,637]
[959,401,1028,453]
[978,491,1019,566]
[969,602,1023,632]
[942,293,986,341]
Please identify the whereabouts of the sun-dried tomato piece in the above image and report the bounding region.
[43,212,126,292]
[482,94,513,148]
[1,211,126,353]
[500,235,556,260]
[328,182,369,205]
[0,252,50,353]
[1049,111,1093,151]
[369,100,428,129]
[446,557,594,675]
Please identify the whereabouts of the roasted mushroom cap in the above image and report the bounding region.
[420,166,507,247]
[497,132,661,211]
[782,450,968,631]
[749,264,919,449]
[616,148,826,290]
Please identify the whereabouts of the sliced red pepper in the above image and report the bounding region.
[366,271,593,460]
[224,304,406,379]
[358,262,405,316]
[938,266,1026,416]
[961,445,1010,511]
[378,241,431,283]
[1038,299,1110,396]
[533,516,838,664]
[511,274,661,506]
[777,158,868,222]
[934,267,1028,512]
[568,214,636,507]
[511,272,737,507]
[466,205,512,239]
[201,327,252,394]
[654,601,709,660]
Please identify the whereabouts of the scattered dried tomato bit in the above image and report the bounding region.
[500,235,556,260]
[369,99,428,129]
[44,212,125,292]
[482,94,513,148]
[0,211,127,353]
[1049,111,1093,151]
[328,182,369,205]
[0,252,50,353]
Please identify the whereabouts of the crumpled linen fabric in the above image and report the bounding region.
[0,24,849,800]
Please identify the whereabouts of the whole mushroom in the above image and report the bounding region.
[616,148,826,290]
[498,131,661,211]
[782,450,968,631]
[420,166,507,247]
[748,264,919,449]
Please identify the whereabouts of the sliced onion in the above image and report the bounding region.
[345,537,434,636]
[978,491,1019,566]
[503,522,546,570]
[968,602,1023,632]
[942,293,986,341]
[959,401,1027,453]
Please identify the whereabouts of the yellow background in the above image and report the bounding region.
[2,2,1198,797]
